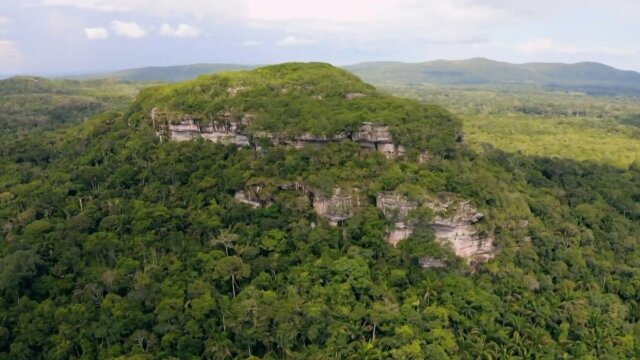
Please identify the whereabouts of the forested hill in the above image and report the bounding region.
[3,63,640,359]
[132,62,460,153]
[345,58,640,95]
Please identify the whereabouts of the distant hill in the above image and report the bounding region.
[0,76,139,136]
[79,64,254,83]
[345,58,640,95]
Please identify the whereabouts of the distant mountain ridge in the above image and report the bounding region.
[345,58,640,95]
[69,58,640,95]
[77,63,254,82]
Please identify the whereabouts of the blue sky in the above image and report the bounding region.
[0,0,638,75]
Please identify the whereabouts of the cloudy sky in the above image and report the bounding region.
[0,0,638,75]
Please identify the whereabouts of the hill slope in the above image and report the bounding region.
[346,58,640,94]
[3,63,640,359]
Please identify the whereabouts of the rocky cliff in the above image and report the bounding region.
[311,188,364,225]
[427,194,497,263]
[152,109,407,159]
[376,191,497,264]
[151,108,252,146]
[376,192,419,246]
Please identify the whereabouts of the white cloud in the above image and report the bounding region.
[276,35,316,47]
[160,23,200,38]
[242,40,259,47]
[84,27,109,40]
[110,20,147,39]
[0,16,12,26]
[517,38,635,56]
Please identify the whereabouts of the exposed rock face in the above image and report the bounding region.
[426,194,496,263]
[152,109,409,160]
[151,108,254,146]
[234,191,261,208]
[311,188,362,225]
[376,191,496,264]
[376,192,418,246]
[419,257,447,269]
[353,123,406,159]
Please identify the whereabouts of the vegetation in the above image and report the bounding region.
[374,83,640,168]
[347,58,640,95]
[135,63,461,154]
[3,63,640,359]
[0,76,140,138]
[463,115,640,167]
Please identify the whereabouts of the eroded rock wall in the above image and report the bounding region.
[152,109,407,159]
[427,194,497,263]
[376,191,497,264]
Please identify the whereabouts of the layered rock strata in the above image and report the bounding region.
[376,192,497,264]
[152,109,407,159]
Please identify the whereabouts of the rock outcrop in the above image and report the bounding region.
[376,192,418,246]
[376,191,497,264]
[232,181,364,226]
[152,109,408,160]
[311,188,363,225]
[419,258,447,269]
[353,123,406,159]
[426,194,497,263]
[151,108,253,146]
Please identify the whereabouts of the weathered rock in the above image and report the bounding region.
[152,109,409,159]
[234,191,261,208]
[376,191,496,264]
[376,192,419,245]
[353,122,393,143]
[311,188,362,225]
[152,108,253,146]
[426,194,496,263]
[419,257,447,269]
[353,123,405,159]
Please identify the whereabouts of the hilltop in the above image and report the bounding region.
[2,62,640,359]
[346,58,640,95]
[133,62,460,155]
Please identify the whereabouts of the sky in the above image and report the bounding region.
[0,0,639,75]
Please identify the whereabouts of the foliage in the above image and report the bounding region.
[1,63,640,359]
[0,76,140,138]
[133,62,461,154]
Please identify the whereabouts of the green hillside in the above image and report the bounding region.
[133,62,460,153]
[346,58,640,95]
[3,63,640,359]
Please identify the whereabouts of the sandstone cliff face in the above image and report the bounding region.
[152,109,408,160]
[376,192,419,246]
[353,123,406,159]
[151,108,253,146]
[376,191,497,264]
[311,188,363,225]
[426,194,496,263]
